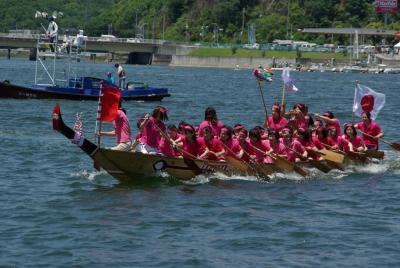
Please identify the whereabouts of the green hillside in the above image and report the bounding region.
[1,0,399,45]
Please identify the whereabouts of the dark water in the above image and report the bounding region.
[1,58,400,267]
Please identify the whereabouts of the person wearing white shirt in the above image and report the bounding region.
[47,16,58,52]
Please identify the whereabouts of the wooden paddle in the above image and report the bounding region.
[358,130,400,151]
[250,144,307,177]
[221,142,272,177]
[240,145,276,178]
[320,142,369,162]
[284,144,331,173]
[319,148,345,163]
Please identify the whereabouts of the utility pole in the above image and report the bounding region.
[286,0,291,39]
[240,8,245,44]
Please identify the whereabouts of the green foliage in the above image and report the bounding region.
[231,46,237,55]
[0,0,395,45]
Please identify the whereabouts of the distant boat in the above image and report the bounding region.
[0,33,170,101]
[0,78,170,101]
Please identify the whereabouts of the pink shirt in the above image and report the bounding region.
[356,121,382,149]
[265,116,288,132]
[326,119,342,135]
[249,140,271,163]
[139,117,165,149]
[197,136,224,161]
[113,110,132,144]
[342,135,364,151]
[181,136,198,159]
[221,138,242,157]
[198,120,224,137]
[158,137,175,157]
[283,139,305,162]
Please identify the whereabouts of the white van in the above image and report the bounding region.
[99,35,117,41]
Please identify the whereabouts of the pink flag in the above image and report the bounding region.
[353,84,385,120]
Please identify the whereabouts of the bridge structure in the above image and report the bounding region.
[0,33,197,65]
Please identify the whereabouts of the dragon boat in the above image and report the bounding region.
[52,104,385,182]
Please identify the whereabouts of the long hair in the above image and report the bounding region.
[152,106,168,121]
[204,106,217,121]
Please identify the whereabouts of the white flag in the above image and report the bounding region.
[282,67,298,92]
[353,84,385,120]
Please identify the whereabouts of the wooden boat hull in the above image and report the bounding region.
[0,80,170,101]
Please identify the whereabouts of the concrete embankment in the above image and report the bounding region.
[170,55,295,68]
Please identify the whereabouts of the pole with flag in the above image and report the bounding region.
[281,67,298,114]
[94,82,121,148]
[252,65,273,117]
[353,82,385,121]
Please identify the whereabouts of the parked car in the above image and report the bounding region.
[243,43,260,50]
[127,38,141,43]
[98,35,117,41]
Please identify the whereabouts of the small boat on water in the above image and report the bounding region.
[0,77,170,101]
[52,104,384,182]
[0,34,170,101]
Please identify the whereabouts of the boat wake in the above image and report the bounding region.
[72,169,109,182]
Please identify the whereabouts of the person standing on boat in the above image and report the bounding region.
[61,29,72,54]
[114,63,126,89]
[105,72,115,85]
[46,16,58,52]
[97,102,132,151]
[198,107,224,137]
[354,111,383,150]
[73,30,85,53]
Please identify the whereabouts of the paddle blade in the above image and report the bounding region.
[225,156,251,174]
[310,159,332,173]
[273,155,294,172]
[364,150,385,159]
[325,160,344,171]
[320,149,345,164]
[390,143,400,151]
[293,165,308,177]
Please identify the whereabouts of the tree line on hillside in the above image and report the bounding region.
[1,0,399,45]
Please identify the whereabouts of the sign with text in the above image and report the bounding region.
[375,0,398,13]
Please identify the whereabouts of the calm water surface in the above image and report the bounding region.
[0,58,400,267]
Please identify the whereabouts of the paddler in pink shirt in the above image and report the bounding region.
[355,111,383,150]
[267,130,287,159]
[248,128,272,163]
[159,124,182,157]
[314,111,342,135]
[197,126,225,161]
[179,124,199,159]
[97,103,132,151]
[342,123,366,152]
[138,106,168,153]
[198,106,224,137]
[264,103,288,132]
[219,126,243,158]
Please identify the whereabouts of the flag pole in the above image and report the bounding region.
[281,84,286,114]
[257,81,268,117]
[95,83,103,148]
[352,80,360,124]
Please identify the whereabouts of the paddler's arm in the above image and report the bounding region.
[314,113,337,125]
[97,130,115,137]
